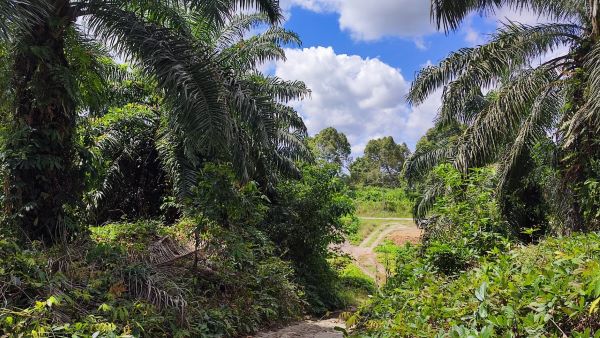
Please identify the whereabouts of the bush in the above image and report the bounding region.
[0,220,303,337]
[351,234,600,337]
[262,163,355,313]
[421,165,511,266]
[423,240,472,275]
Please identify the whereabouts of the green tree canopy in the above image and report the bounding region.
[0,0,286,244]
[350,136,410,187]
[309,127,352,168]
[405,0,600,231]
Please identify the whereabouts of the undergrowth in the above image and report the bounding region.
[352,187,411,218]
[350,233,600,337]
[0,220,303,337]
[332,256,377,308]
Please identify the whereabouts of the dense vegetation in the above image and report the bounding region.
[351,0,600,337]
[353,234,600,337]
[2,0,600,337]
[0,1,361,336]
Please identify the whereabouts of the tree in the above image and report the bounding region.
[262,163,354,312]
[0,0,283,244]
[351,136,410,187]
[406,0,600,231]
[85,13,310,224]
[310,127,351,168]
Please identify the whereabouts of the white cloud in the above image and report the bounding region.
[493,7,548,26]
[273,46,440,155]
[280,0,437,43]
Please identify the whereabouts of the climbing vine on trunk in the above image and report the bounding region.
[3,0,80,244]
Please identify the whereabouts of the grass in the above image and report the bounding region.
[349,219,393,245]
[331,257,377,308]
[352,187,412,219]
[374,240,403,275]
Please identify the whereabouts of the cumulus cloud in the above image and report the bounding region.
[273,46,440,155]
[280,0,437,42]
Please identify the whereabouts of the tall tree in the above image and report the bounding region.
[0,0,283,244]
[406,0,600,230]
[310,127,351,168]
[351,136,410,187]
[86,13,310,223]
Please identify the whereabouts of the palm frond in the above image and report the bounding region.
[497,84,562,194]
[85,2,231,156]
[431,0,584,32]
[0,0,49,39]
[454,67,560,171]
[409,23,579,107]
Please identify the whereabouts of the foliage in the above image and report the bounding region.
[352,186,412,218]
[262,163,355,313]
[418,164,510,274]
[309,127,352,169]
[579,159,600,230]
[0,220,303,337]
[352,233,600,337]
[406,0,600,232]
[0,0,298,244]
[330,255,377,308]
[350,137,410,188]
[84,102,175,224]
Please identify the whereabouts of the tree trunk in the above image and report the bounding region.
[5,0,79,244]
[592,0,600,39]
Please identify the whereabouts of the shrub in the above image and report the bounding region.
[0,220,303,337]
[262,163,355,313]
[423,240,472,275]
[352,234,600,337]
[352,186,411,217]
[420,165,511,269]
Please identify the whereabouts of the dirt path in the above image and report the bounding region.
[255,317,344,338]
[254,218,420,337]
[342,220,418,283]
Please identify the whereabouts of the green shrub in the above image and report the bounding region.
[352,233,600,337]
[262,163,355,314]
[424,240,472,275]
[339,263,377,295]
[0,220,303,337]
[421,165,511,264]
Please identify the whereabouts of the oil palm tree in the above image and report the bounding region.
[158,13,311,202]
[88,13,310,221]
[406,0,600,230]
[0,0,282,244]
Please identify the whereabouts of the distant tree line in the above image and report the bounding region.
[308,127,411,188]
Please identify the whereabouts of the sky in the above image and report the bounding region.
[263,0,545,157]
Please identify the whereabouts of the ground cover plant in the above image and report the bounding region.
[351,234,600,337]
[3,0,600,336]
[0,220,304,337]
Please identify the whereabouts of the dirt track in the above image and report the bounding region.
[254,218,421,338]
[255,317,344,338]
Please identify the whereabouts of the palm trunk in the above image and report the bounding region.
[5,0,79,244]
[592,0,600,39]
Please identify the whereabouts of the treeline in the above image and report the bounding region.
[308,127,411,188]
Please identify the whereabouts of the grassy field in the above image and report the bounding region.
[352,186,412,218]
[349,186,413,245]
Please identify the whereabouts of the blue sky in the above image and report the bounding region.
[266,0,542,156]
